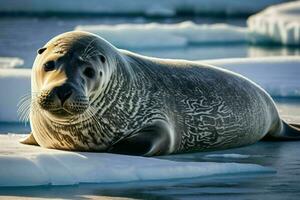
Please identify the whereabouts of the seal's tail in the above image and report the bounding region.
[264,121,300,141]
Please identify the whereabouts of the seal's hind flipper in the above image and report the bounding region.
[20,133,39,146]
[289,123,300,129]
[283,122,300,140]
[263,121,300,141]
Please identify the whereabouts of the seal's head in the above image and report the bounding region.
[31,31,116,120]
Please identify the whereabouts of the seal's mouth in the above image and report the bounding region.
[37,85,90,118]
[48,107,76,117]
[43,100,89,118]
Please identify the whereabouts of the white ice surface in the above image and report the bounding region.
[0,134,273,187]
[0,0,288,16]
[0,57,23,68]
[0,56,299,122]
[76,22,247,49]
[248,1,300,45]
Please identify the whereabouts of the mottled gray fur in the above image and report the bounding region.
[23,31,300,156]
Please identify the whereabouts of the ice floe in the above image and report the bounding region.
[204,56,300,98]
[0,57,23,68]
[248,1,300,45]
[0,134,273,187]
[0,0,288,17]
[76,22,247,48]
[0,56,299,123]
[76,1,300,48]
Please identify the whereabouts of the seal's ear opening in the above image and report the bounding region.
[100,55,106,63]
[37,47,47,55]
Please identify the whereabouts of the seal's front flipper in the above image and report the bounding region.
[20,133,39,146]
[109,121,171,156]
[264,121,300,141]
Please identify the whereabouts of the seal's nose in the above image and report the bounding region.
[56,84,73,105]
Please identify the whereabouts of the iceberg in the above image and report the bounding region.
[0,134,273,187]
[0,57,23,68]
[0,0,288,17]
[0,56,299,123]
[76,22,247,49]
[248,1,300,45]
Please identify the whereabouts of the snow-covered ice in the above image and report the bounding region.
[76,22,247,49]
[0,56,299,123]
[0,134,273,187]
[0,0,288,17]
[248,1,300,45]
[0,57,23,68]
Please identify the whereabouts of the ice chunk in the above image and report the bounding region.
[0,0,288,17]
[0,57,23,68]
[0,135,273,187]
[76,22,247,48]
[248,1,300,45]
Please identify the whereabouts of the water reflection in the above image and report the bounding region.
[248,45,300,58]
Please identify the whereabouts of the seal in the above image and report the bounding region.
[20,31,300,156]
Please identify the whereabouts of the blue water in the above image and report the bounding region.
[0,16,300,200]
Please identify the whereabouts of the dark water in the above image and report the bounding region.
[0,16,300,200]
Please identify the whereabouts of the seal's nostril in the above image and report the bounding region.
[57,88,73,105]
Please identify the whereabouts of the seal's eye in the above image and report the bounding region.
[100,55,106,63]
[83,67,95,79]
[37,47,47,55]
[44,61,55,72]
